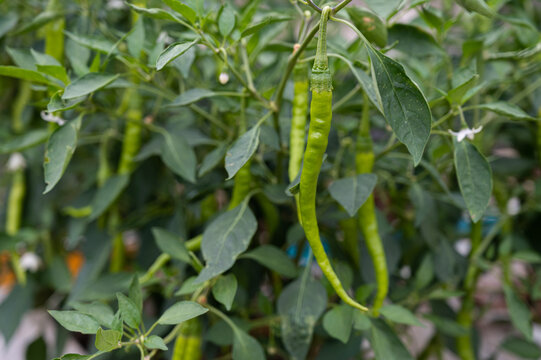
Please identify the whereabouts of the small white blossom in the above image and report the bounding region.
[106,0,126,9]
[506,197,521,216]
[157,31,174,45]
[448,126,483,142]
[399,266,411,279]
[219,72,229,85]
[41,111,66,126]
[19,252,42,272]
[7,153,26,171]
[454,238,472,256]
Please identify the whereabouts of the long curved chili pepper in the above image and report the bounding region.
[299,6,367,312]
[172,318,202,360]
[356,93,388,315]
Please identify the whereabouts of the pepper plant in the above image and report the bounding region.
[1,0,541,359]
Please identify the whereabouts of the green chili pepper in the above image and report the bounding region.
[117,91,143,175]
[45,0,65,63]
[6,157,27,285]
[356,93,388,315]
[289,62,309,223]
[172,318,202,360]
[299,7,367,312]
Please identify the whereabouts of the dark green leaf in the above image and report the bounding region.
[129,276,142,314]
[504,285,532,340]
[0,129,49,154]
[476,102,537,121]
[212,274,238,311]
[62,73,119,100]
[370,318,414,360]
[152,227,191,263]
[88,175,130,221]
[346,8,387,47]
[367,47,431,165]
[501,336,541,359]
[168,88,216,107]
[195,202,257,283]
[43,115,82,194]
[453,140,492,223]
[225,125,260,179]
[240,245,298,278]
[116,293,141,329]
[156,39,199,71]
[159,128,197,183]
[388,24,442,57]
[199,143,227,177]
[48,310,100,334]
[328,174,377,217]
[219,4,236,37]
[0,66,60,87]
[158,301,208,325]
[322,305,354,343]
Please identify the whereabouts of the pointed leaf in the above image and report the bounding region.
[168,88,216,107]
[144,335,168,350]
[232,329,265,360]
[225,125,260,179]
[116,293,141,329]
[322,305,354,343]
[240,245,298,278]
[62,73,119,100]
[158,301,208,325]
[212,274,238,311]
[161,0,197,23]
[504,285,532,341]
[88,175,129,221]
[48,310,100,334]
[156,39,199,71]
[159,128,197,183]
[95,328,121,351]
[476,102,537,121]
[152,227,190,263]
[328,174,377,217]
[379,304,424,327]
[370,318,414,360]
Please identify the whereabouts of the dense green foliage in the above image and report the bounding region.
[1,0,541,359]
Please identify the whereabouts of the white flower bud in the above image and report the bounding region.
[448,126,483,142]
[219,72,229,85]
[506,197,520,216]
[20,252,42,272]
[41,111,66,126]
[7,153,26,171]
[455,238,472,256]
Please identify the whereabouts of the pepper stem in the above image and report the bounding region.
[313,6,332,71]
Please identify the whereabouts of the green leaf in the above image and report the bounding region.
[127,3,183,23]
[0,13,18,38]
[456,0,494,18]
[232,328,265,360]
[156,39,199,71]
[241,14,291,38]
[328,174,377,217]
[64,31,116,54]
[367,47,431,165]
[129,276,142,314]
[364,0,402,19]
[0,66,60,87]
[388,24,442,57]
[379,305,424,327]
[161,0,197,23]
[219,4,236,37]
[12,11,63,35]
[127,18,145,59]
[423,314,468,336]
[240,245,298,278]
[225,125,260,179]
[88,175,130,221]
[501,336,541,359]
[447,73,479,105]
[453,140,492,223]
[277,268,327,360]
[195,201,257,283]
[0,129,49,154]
[70,301,115,328]
[43,115,82,194]
[95,328,121,352]
[116,293,141,329]
[175,276,201,296]
[37,64,69,85]
[353,312,371,331]
[54,354,93,360]
[168,88,216,107]
[62,73,119,100]
[476,102,537,121]
[48,91,86,113]
[48,310,100,334]
[346,8,387,47]
[512,251,541,264]
[370,318,414,360]
[158,301,208,325]
[503,285,532,341]
[212,274,238,311]
[144,335,168,350]
[158,128,197,183]
[199,143,227,177]
[322,305,354,343]
[152,227,191,263]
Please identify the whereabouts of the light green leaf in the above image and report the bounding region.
[504,285,532,341]
[447,73,479,105]
[364,0,402,19]
[12,11,63,35]
[47,91,86,113]
[175,277,201,296]
[240,245,298,278]
[199,143,227,177]
[0,129,49,154]
[453,139,492,223]
[241,14,291,38]
[328,174,377,217]
[380,304,424,327]
[156,39,199,71]
[95,328,121,352]
[0,13,18,38]
[212,274,238,311]
[225,125,260,179]
[346,8,387,47]
[423,314,468,336]
[37,64,69,85]
[388,24,442,57]
[0,66,60,87]
[129,276,142,314]
[370,318,414,360]
[367,47,431,165]
[195,201,257,283]
[127,3,183,23]
[353,312,371,331]
[64,31,116,54]
[322,305,354,343]
[127,18,145,59]
[456,0,494,18]
[168,88,216,107]
[144,335,168,350]
[48,310,100,334]
[158,301,208,325]
[43,115,83,194]
[476,102,537,121]
[62,73,119,100]
[232,328,265,360]
[277,267,327,360]
[88,175,130,221]
[152,227,190,263]
[501,336,541,359]
[219,4,236,37]
[116,293,141,329]
[161,0,197,23]
[70,301,115,328]
[158,128,197,183]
